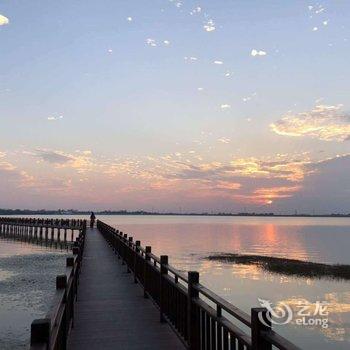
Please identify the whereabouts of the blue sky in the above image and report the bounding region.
[0,1,349,212]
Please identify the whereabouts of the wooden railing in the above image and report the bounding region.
[0,217,85,247]
[97,220,301,350]
[29,220,86,350]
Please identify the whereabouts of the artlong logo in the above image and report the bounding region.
[258,298,329,329]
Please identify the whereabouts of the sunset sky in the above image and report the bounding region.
[0,1,349,213]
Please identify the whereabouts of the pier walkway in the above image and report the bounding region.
[67,228,184,350]
[2,217,300,350]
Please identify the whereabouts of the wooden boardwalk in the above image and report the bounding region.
[67,228,184,350]
[4,217,298,350]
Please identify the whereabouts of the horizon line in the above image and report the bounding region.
[0,208,350,218]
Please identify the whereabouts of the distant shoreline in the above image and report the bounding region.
[0,209,349,218]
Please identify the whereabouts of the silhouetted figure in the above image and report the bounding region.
[90,212,96,228]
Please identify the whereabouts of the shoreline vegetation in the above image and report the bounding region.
[206,253,350,280]
[0,209,349,217]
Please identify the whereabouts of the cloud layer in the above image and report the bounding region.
[271,105,350,142]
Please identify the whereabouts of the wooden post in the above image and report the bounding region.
[67,256,76,328]
[56,274,67,290]
[188,271,200,350]
[160,255,168,323]
[73,246,80,254]
[251,308,272,350]
[217,305,222,349]
[127,237,133,273]
[56,275,67,346]
[122,234,127,265]
[116,230,121,259]
[144,246,151,298]
[134,240,140,283]
[66,257,74,267]
[31,318,51,349]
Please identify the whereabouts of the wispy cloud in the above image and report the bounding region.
[25,148,95,173]
[47,115,63,121]
[146,38,157,47]
[184,56,198,61]
[0,152,16,171]
[0,14,9,26]
[190,7,202,15]
[203,19,215,32]
[33,149,73,164]
[253,185,301,202]
[218,137,231,144]
[0,151,35,188]
[271,104,350,142]
[251,49,267,57]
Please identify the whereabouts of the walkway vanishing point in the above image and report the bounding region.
[0,218,301,350]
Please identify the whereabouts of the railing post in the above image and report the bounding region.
[66,257,74,267]
[122,234,127,265]
[30,318,51,349]
[56,274,67,289]
[73,247,80,299]
[134,240,140,283]
[66,257,75,329]
[217,305,222,349]
[160,255,168,323]
[56,275,68,347]
[251,308,272,350]
[188,271,200,350]
[127,237,133,273]
[144,246,151,298]
[73,246,80,260]
[115,230,121,258]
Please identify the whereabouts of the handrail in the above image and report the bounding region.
[29,219,86,350]
[193,298,252,348]
[262,330,302,350]
[194,284,251,327]
[97,219,302,350]
[0,217,85,229]
[0,217,85,247]
[165,264,188,283]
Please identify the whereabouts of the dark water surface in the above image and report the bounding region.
[0,237,68,349]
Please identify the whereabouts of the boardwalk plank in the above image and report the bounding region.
[68,228,184,350]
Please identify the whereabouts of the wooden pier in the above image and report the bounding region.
[1,217,301,350]
[0,217,84,249]
[67,227,183,350]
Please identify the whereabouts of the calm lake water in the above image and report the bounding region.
[1,215,350,349]
[0,237,68,349]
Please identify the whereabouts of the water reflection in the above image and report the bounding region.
[278,292,350,343]
[107,216,350,350]
[0,237,68,349]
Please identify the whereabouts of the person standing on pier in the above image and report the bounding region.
[90,212,96,228]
